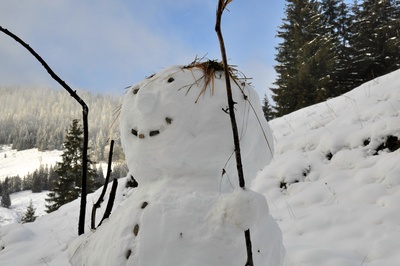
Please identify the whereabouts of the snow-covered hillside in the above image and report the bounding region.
[0,145,61,180]
[252,69,400,265]
[0,191,49,226]
[1,68,400,265]
[0,146,61,225]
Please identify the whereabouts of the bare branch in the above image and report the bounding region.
[91,140,115,230]
[98,178,118,227]
[0,26,89,236]
[215,2,254,265]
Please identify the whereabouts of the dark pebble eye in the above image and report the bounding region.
[133,88,140,95]
[131,129,138,136]
[167,77,174,83]
[165,117,173,124]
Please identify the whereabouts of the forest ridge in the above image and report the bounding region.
[271,0,400,117]
[0,86,123,161]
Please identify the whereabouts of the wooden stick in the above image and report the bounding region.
[0,26,89,236]
[214,1,254,265]
[91,139,115,229]
[98,178,118,227]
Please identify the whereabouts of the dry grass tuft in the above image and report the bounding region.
[182,56,251,103]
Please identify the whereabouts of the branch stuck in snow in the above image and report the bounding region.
[91,139,115,230]
[0,25,89,236]
[214,1,254,265]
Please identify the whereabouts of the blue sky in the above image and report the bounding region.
[0,0,285,99]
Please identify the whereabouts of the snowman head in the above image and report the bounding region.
[120,61,273,192]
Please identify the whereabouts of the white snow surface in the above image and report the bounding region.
[0,191,49,226]
[0,145,62,180]
[0,68,400,265]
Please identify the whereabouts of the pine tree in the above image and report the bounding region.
[11,175,22,193]
[272,0,338,116]
[22,175,33,191]
[31,168,42,193]
[1,178,11,208]
[350,0,400,86]
[45,119,99,213]
[21,199,37,223]
[296,1,337,104]
[272,0,307,116]
[47,164,58,190]
[320,0,354,95]
[262,95,275,121]
[1,190,11,208]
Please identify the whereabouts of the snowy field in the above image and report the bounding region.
[0,68,400,265]
[0,145,61,179]
[0,146,61,225]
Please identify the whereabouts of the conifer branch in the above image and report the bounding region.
[215,1,253,265]
[0,26,89,236]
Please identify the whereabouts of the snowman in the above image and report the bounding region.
[69,61,284,265]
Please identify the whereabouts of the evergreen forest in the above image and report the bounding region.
[270,0,400,118]
[0,86,124,161]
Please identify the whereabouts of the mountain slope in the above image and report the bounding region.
[252,69,400,265]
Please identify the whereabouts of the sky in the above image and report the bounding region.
[0,0,285,99]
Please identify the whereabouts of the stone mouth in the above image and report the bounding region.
[131,117,173,139]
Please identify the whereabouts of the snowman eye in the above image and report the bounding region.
[167,77,175,83]
[133,87,140,95]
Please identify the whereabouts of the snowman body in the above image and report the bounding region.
[69,64,284,265]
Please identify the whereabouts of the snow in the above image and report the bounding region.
[252,70,400,265]
[0,145,62,180]
[69,64,283,265]
[0,191,49,226]
[0,67,400,265]
[0,146,61,225]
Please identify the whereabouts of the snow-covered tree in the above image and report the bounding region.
[262,95,275,121]
[21,200,37,223]
[0,86,122,161]
[1,178,11,208]
[320,0,354,95]
[45,119,100,213]
[1,191,11,208]
[31,167,43,193]
[349,0,400,85]
[272,0,337,116]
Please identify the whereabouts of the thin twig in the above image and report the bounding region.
[215,1,253,265]
[0,26,89,236]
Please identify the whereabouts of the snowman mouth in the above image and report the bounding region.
[131,117,173,139]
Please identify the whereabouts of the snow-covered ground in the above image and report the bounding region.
[1,68,400,265]
[0,145,62,179]
[0,146,61,225]
[0,191,49,226]
[252,69,400,265]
